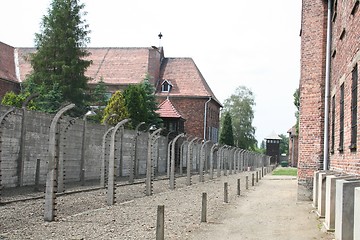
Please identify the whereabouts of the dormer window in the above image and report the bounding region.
[161,80,172,92]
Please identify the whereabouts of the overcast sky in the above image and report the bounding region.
[1,0,302,144]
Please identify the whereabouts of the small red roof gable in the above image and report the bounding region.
[156,98,184,119]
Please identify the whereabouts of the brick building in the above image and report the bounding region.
[0,43,221,141]
[0,42,20,100]
[299,0,360,199]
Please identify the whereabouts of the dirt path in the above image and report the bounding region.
[1,171,335,239]
[188,175,334,240]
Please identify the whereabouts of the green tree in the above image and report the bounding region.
[279,134,289,155]
[219,111,234,146]
[1,91,27,108]
[89,77,109,123]
[222,86,257,150]
[25,0,91,114]
[1,91,38,110]
[141,76,161,126]
[294,88,300,133]
[124,84,146,128]
[102,90,129,125]
[123,76,161,128]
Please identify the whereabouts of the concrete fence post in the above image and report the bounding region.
[187,137,198,186]
[224,182,229,203]
[44,103,75,222]
[107,119,130,205]
[246,176,249,190]
[34,159,41,192]
[201,192,207,222]
[156,205,165,240]
[170,133,184,189]
[146,128,162,196]
[180,141,187,176]
[100,127,114,188]
[217,146,223,178]
[0,107,15,203]
[209,144,218,180]
[166,140,173,178]
[199,140,211,182]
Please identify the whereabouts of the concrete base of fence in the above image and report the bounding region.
[324,175,355,232]
[316,172,331,218]
[335,179,360,240]
[354,187,360,239]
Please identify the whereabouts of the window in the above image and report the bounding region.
[331,95,335,154]
[350,64,358,151]
[351,0,359,15]
[339,83,344,152]
[332,0,338,22]
[161,80,172,92]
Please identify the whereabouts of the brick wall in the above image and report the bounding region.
[298,0,327,200]
[328,0,360,175]
[0,79,20,101]
[157,96,220,141]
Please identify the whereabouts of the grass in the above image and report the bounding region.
[272,167,298,176]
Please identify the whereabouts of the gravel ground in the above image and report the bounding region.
[0,171,252,240]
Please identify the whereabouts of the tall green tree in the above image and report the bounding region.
[102,90,129,125]
[124,84,146,128]
[219,112,234,146]
[141,75,161,126]
[222,86,257,150]
[89,77,108,123]
[25,0,91,114]
[293,88,300,134]
[279,134,289,155]
[123,76,161,128]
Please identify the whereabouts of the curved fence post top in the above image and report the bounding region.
[22,93,39,109]
[173,133,185,142]
[149,127,162,137]
[135,121,146,132]
[200,140,211,151]
[112,118,130,135]
[0,107,15,124]
[210,143,219,152]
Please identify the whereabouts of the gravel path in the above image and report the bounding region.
[1,172,249,239]
[0,170,333,240]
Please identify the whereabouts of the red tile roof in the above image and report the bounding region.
[156,58,221,105]
[0,42,17,82]
[13,46,221,106]
[86,48,152,85]
[156,98,184,119]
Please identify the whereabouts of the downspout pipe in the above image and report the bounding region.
[204,97,212,140]
[323,0,332,171]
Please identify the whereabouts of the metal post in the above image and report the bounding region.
[237,178,241,196]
